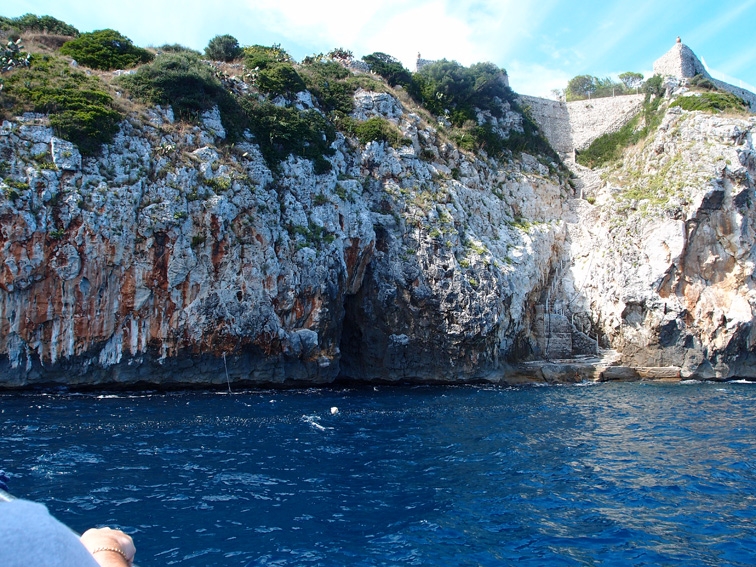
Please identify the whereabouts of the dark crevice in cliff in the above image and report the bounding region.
[338,292,365,381]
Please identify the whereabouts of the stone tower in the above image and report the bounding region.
[653,37,710,80]
[651,38,756,111]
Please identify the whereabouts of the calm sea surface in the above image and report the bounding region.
[1,381,755,566]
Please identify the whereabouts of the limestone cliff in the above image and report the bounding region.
[1,46,755,388]
[564,105,756,379]
[0,85,567,388]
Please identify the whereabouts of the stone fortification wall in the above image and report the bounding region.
[566,95,645,152]
[711,79,756,112]
[519,95,572,156]
[521,94,644,158]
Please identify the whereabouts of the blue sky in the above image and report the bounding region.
[4,0,756,98]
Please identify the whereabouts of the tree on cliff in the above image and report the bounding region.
[618,72,644,91]
[413,59,510,124]
[204,34,242,62]
[565,75,624,101]
[565,75,596,100]
[362,52,413,89]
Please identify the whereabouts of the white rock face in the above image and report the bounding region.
[3,78,750,387]
[352,89,404,121]
[50,137,82,171]
[564,105,756,378]
[0,88,569,387]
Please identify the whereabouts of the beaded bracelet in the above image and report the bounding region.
[91,546,131,563]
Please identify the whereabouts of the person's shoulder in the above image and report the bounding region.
[0,499,101,567]
[0,498,51,522]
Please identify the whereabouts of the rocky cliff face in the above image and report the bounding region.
[2,73,754,388]
[564,106,756,379]
[0,87,567,388]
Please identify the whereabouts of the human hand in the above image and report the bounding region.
[80,527,136,567]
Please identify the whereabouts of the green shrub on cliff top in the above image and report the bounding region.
[413,60,511,123]
[238,98,337,172]
[0,14,79,37]
[243,45,305,97]
[60,29,153,70]
[256,62,306,96]
[410,59,558,161]
[343,116,409,148]
[243,44,292,69]
[296,58,382,116]
[117,51,336,171]
[0,54,121,155]
[671,92,748,114]
[116,52,226,119]
[362,52,416,92]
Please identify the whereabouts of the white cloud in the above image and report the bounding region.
[235,0,552,72]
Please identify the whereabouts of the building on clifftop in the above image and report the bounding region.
[653,37,756,111]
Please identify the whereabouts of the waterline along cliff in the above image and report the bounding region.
[0,28,754,388]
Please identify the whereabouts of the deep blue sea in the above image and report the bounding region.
[1,381,755,567]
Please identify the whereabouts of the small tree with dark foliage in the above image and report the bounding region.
[204,34,242,62]
[60,29,153,70]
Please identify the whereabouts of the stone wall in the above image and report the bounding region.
[520,94,644,158]
[567,95,645,152]
[519,95,572,156]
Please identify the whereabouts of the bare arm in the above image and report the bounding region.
[80,527,136,567]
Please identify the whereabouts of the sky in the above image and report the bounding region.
[4,0,756,98]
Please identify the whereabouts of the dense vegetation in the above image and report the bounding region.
[0,13,79,37]
[113,49,337,171]
[670,91,748,113]
[300,60,384,114]
[239,100,337,173]
[0,14,561,167]
[241,44,304,97]
[361,52,418,96]
[339,116,409,148]
[576,74,749,169]
[59,29,153,70]
[115,52,227,119]
[0,54,121,155]
[409,59,559,161]
[156,44,201,55]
